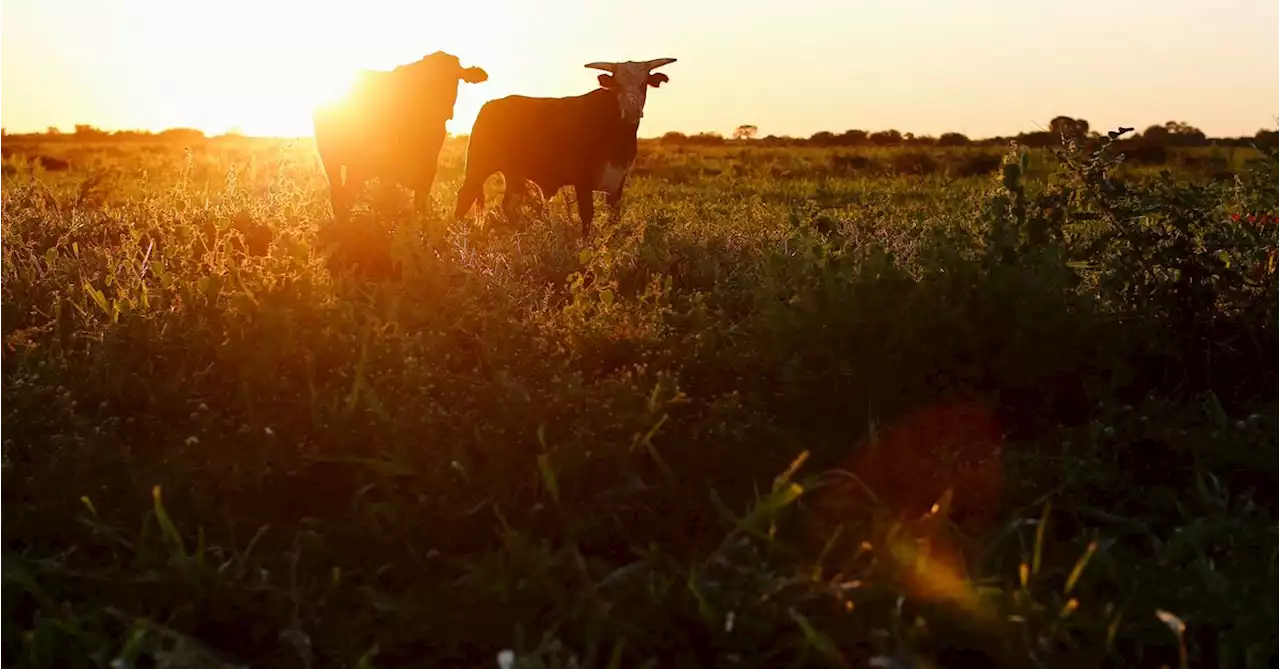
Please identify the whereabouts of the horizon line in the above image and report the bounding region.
[5,121,1278,144]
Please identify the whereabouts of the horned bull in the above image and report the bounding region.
[453,58,676,237]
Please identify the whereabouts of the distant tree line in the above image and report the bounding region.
[1,126,224,142]
[660,116,1280,151]
[4,118,1277,154]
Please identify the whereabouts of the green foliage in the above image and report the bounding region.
[2,135,1276,668]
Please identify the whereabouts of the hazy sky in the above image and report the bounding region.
[3,0,1277,138]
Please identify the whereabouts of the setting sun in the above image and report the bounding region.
[3,0,545,136]
[123,0,535,137]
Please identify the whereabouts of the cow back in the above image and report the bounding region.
[468,89,639,191]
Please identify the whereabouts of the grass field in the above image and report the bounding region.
[2,133,1277,668]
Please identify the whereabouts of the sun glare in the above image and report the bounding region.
[307,69,361,109]
[100,0,529,138]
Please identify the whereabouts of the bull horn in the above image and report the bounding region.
[584,62,617,73]
[642,58,677,71]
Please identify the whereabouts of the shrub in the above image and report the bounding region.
[888,150,940,175]
[947,151,1003,178]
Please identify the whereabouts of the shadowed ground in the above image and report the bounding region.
[2,134,1276,668]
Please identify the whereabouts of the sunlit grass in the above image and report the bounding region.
[2,134,1276,668]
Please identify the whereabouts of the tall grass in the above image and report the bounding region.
[2,132,1276,668]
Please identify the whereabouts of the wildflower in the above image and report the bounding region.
[1155,609,1186,635]
[265,426,275,436]
[185,436,199,445]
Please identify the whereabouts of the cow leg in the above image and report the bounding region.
[501,174,525,227]
[321,159,350,221]
[454,175,486,221]
[412,164,440,218]
[342,167,368,219]
[573,185,595,238]
[410,186,432,219]
[605,180,626,222]
[330,184,350,222]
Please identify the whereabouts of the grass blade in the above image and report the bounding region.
[152,485,187,560]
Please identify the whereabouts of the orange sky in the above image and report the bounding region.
[3,0,1277,138]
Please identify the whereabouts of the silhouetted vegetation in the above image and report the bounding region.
[655,116,1277,159]
[12,115,1277,163]
[6,125,209,142]
[2,125,1277,668]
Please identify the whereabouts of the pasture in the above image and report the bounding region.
[2,134,1277,668]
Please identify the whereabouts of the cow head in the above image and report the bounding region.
[585,58,676,125]
[399,51,489,121]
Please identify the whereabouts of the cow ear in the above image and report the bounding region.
[597,73,617,89]
[460,67,488,84]
[647,72,669,88]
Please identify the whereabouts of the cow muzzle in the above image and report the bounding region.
[619,91,647,123]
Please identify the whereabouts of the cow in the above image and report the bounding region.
[312,51,488,221]
[453,58,676,237]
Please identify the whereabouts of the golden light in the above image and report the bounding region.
[111,0,538,137]
[815,400,1006,620]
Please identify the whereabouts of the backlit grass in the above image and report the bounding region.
[3,133,1276,668]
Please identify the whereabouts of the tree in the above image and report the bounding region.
[1049,116,1090,141]
[1015,131,1055,148]
[688,132,725,146]
[732,124,758,140]
[838,129,868,146]
[868,129,903,146]
[1163,121,1206,146]
[1254,129,1279,148]
[937,132,971,147]
[75,124,108,138]
[809,131,836,146]
[1140,121,1206,147]
[157,128,206,142]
